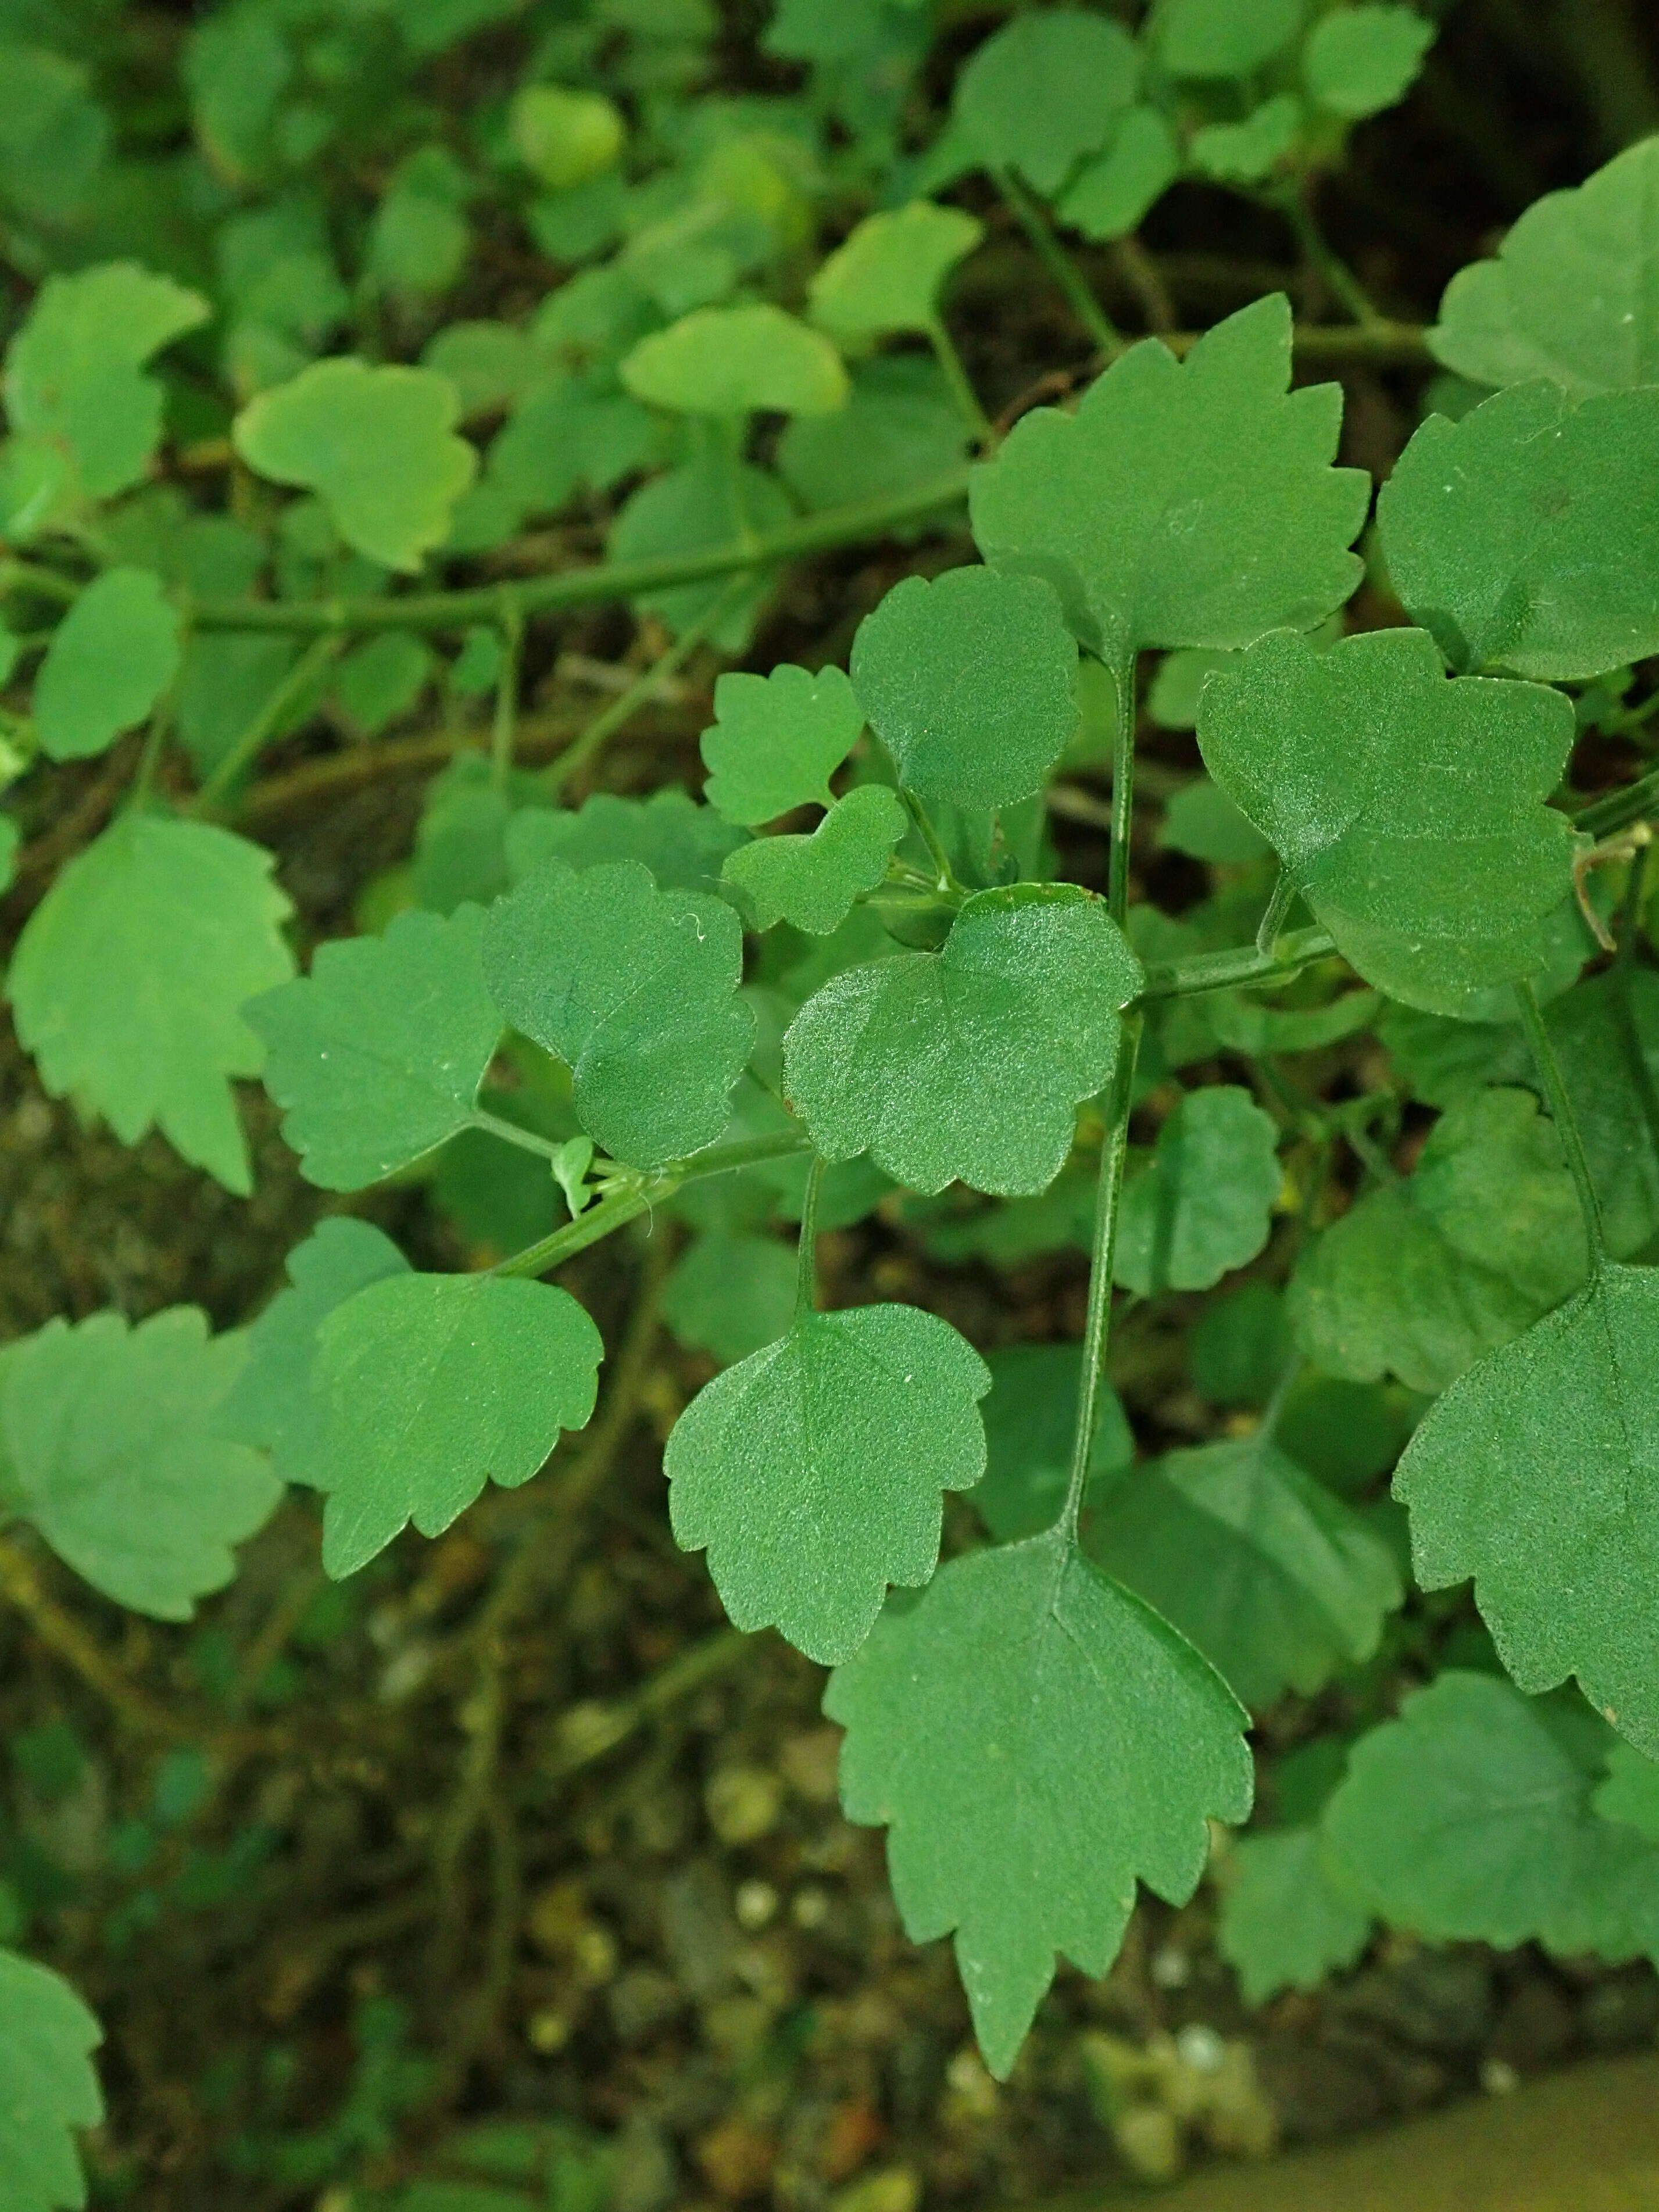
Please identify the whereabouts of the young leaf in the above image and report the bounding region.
[825,1531,1253,2077]
[1378,382,1659,681]
[974,1343,1134,1543]
[312,1272,603,1578]
[620,305,848,416]
[666,1303,989,1662]
[970,297,1368,659]
[721,785,906,934]
[0,1309,280,1620]
[660,1232,798,1366]
[1290,1087,1588,1393]
[3,262,210,501]
[1197,627,1578,1013]
[506,789,745,894]
[1218,1830,1372,2002]
[0,1948,102,2212]
[507,83,625,189]
[1303,5,1436,119]
[1155,0,1300,77]
[849,567,1078,811]
[1395,1261,1659,1758]
[1189,97,1303,187]
[233,357,478,571]
[1320,1671,1659,1957]
[953,10,1140,194]
[6,816,295,1193]
[699,661,864,826]
[1113,1086,1282,1294]
[33,569,181,762]
[1087,1433,1404,1706]
[218,1219,412,1486]
[246,904,503,1190]
[1430,138,1659,399]
[808,202,983,340]
[783,883,1142,1196]
[482,857,755,1165]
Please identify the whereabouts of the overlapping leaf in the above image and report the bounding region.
[1197,626,1579,1012]
[506,789,744,894]
[699,661,864,825]
[1218,1830,1372,2003]
[722,785,906,934]
[953,9,1139,192]
[0,1948,102,2212]
[1113,1086,1282,1295]
[826,1532,1253,2077]
[783,883,1141,1196]
[666,1302,989,1662]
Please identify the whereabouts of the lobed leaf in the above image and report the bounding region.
[1113,1086,1282,1295]
[1303,5,1436,120]
[0,1948,102,2212]
[953,9,1139,194]
[783,883,1141,1196]
[699,661,864,826]
[809,202,983,339]
[721,785,906,935]
[506,788,745,894]
[1217,1830,1372,2003]
[826,1530,1253,2077]
[666,1302,989,1662]
[247,904,503,1190]
[33,569,181,763]
[1058,109,1181,242]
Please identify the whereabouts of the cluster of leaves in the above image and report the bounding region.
[5,0,1659,2195]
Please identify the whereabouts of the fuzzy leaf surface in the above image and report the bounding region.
[6,817,294,1193]
[313,1272,603,1577]
[1218,1830,1372,2002]
[825,1531,1253,2077]
[699,661,864,826]
[483,858,754,1165]
[34,569,181,762]
[666,1303,989,1662]
[969,298,1367,658]
[1197,626,1578,1012]
[247,904,502,1189]
[0,1311,280,1620]
[0,1948,102,2212]
[849,567,1078,811]
[809,202,983,338]
[1395,1262,1659,1757]
[783,883,1141,1196]
[506,789,744,893]
[722,785,906,934]
[1379,381,1659,680]
[1114,1086,1281,1295]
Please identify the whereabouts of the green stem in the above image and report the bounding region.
[190,634,344,812]
[994,168,1124,356]
[469,1109,570,1165]
[551,581,744,801]
[1060,1010,1143,1544]
[925,314,994,445]
[899,787,965,898]
[492,1131,811,1280]
[0,559,80,606]
[1575,765,1659,841]
[1136,925,1337,1004]
[1514,978,1607,1263]
[1255,868,1297,954]
[1107,648,1137,925]
[1275,184,1383,327]
[489,588,524,793]
[795,1154,824,1316]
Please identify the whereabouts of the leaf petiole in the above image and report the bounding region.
[1060,1010,1143,1545]
[1514,978,1607,1263]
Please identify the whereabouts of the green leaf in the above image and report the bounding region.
[1303,5,1436,119]
[660,1231,797,1366]
[0,1309,280,1620]
[483,857,755,1165]
[219,1219,412,1488]
[1114,1086,1282,1295]
[667,1302,989,1661]
[1156,0,1301,76]
[607,452,792,647]
[722,785,906,935]
[3,262,210,502]
[1189,96,1303,186]
[334,631,435,733]
[1378,381,1659,681]
[507,83,625,189]
[1088,1433,1404,1706]
[974,1343,1134,1543]
[1158,779,1271,865]
[808,202,983,339]
[777,356,970,525]
[246,904,503,1191]
[233,357,478,571]
[1190,1282,1295,1407]
[1197,626,1578,1012]
[1218,1829,1372,2002]
[0,1948,102,2212]
[1289,1087,1589,1394]
[1430,139,1659,399]
[825,1530,1253,2077]
[1594,1744,1659,1842]
[620,305,848,416]
[33,570,181,763]
[784,883,1141,1197]
[1320,1671,1659,1957]
[506,789,745,894]
[1058,108,1181,241]
[699,661,864,825]
[970,298,1367,660]
[849,567,1078,811]
[1395,1261,1659,1758]
[313,1272,603,1578]
[953,9,1140,194]
[7,816,295,1194]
